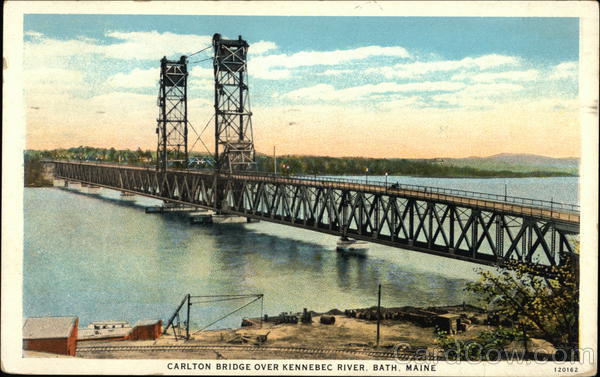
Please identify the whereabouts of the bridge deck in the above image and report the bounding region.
[229,173,580,225]
[51,161,579,225]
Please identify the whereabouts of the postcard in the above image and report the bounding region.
[2,1,598,375]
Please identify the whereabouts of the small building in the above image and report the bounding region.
[129,319,162,340]
[435,313,460,334]
[23,316,78,356]
[78,321,132,342]
[87,320,130,330]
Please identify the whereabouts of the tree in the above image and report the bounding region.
[465,254,579,350]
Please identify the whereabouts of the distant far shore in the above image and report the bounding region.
[23,148,578,187]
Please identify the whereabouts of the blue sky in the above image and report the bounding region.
[24,15,580,157]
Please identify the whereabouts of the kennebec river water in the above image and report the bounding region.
[24,176,578,330]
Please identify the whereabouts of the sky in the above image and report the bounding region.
[23,15,580,158]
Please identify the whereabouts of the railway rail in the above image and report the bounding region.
[76,344,439,360]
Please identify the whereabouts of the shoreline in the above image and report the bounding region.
[52,303,542,360]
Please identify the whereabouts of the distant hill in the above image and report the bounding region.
[438,153,579,175]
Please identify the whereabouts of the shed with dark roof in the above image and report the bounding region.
[23,316,79,356]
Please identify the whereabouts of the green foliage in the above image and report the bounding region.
[436,327,524,360]
[24,152,53,187]
[23,147,158,186]
[464,256,579,349]
[255,154,574,178]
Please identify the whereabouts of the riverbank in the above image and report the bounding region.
[40,304,502,360]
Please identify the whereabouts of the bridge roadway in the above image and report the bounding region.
[227,172,580,225]
[48,160,579,272]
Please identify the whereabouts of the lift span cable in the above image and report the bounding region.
[186,45,212,58]
[192,295,263,335]
[188,56,213,65]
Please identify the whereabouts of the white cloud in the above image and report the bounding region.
[283,81,464,101]
[376,95,427,110]
[102,31,212,60]
[368,54,521,79]
[318,69,355,76]
[250,67,292,80]
[25,67,86,95]
[451,69,540,82]
[432,83,524,107]
[189,79,213,91]
[250,45,410,79]
[250,41,278,55]
[189,66,213,79]
[106,68,159,88]
[550,62,577,80]
[24,36,99,61]
[24,31,44,39]
[24,31,214,62]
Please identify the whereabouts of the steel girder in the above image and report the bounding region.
[52,161,579,272]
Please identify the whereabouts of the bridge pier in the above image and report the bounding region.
[147,204,199,213]
[52,178,65,187]
[120,191,136,201]
[212,214,248,224]
[66,181,82,190]
[85,185,101,194]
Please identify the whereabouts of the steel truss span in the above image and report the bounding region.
[52,161,579,274]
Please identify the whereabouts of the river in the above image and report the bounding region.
[23,176,578,330]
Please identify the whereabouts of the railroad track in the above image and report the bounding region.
[77,344,439,360]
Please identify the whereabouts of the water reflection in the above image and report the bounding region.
[25,188,484,329]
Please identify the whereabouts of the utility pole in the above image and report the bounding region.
[186,293,191,340]
[376,284,381,347]
[274,145,277,174]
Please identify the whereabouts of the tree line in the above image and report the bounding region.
[24,147,574,187]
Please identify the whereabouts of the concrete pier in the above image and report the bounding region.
[120,191,136,201]
[85,185,101,194]
[146,203,201,213]
[52,178,66,187]
[212,214,248,224]
[67,181,82,190]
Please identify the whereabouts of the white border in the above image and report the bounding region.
[2,1,598,375]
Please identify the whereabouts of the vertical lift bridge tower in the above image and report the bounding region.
[156,56,188,171]
[212,33,256,173]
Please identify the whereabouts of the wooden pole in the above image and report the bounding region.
[273,146,277,174]
[186,294,191,340]
[376,284,381,347]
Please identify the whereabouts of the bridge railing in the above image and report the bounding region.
[47,160,580,220]
[223,170,580,218]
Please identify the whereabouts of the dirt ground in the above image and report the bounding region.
[72,312,495,360]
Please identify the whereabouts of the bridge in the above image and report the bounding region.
[44,33,580,273]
